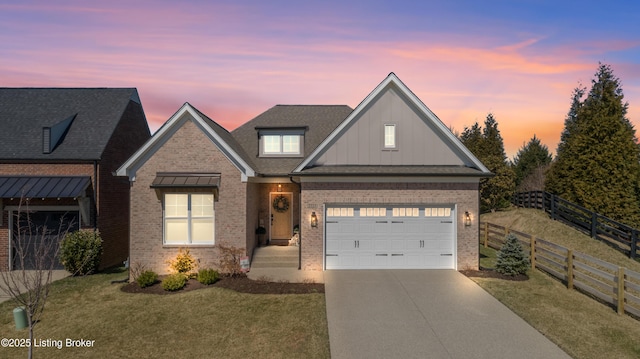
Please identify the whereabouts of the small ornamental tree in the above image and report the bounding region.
[168,248,197,277]
[495,233,529,276]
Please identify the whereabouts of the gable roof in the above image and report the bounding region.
[231,105,353,176]
[0,88,143,161]
[116,102,256,181]
[293,73,491,176]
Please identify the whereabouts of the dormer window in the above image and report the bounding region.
[258,128,305,157]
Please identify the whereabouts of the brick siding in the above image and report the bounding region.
[0,99,150,270]
[128,118,248,275]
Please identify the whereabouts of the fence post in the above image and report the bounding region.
[550,193,556,220]
[530,235,536,270]
[631,230,637,259]
[591,212,597,238]
[617,267,625,315]
[483,222,488,248]
[567,249,574,290]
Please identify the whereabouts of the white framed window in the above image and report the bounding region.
[260,133,303,156]
[164,193,214,245]
[384,124,396,149]
[263,135,281,154]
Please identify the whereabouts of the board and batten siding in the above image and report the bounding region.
[315,87,468,166]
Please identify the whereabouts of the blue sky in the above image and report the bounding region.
[1,0,639,157]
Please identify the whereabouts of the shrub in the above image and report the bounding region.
[168,248,197,277]
[136,270,158,288]
[496,233,529,276]
[217,242,246,277]
[161,273,187,291]
[197,268,219,285]
[59,230,103,275]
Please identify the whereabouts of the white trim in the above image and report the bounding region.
[116,103,255,181]
[293,73,490,174]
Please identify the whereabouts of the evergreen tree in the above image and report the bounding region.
[496,233,529,276]
[545,63,640,225]
[460,114,515,212]
[512,135,552,188]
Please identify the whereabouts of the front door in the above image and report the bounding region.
[270,192,292,240]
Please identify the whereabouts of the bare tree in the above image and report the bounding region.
[0,200,75,359]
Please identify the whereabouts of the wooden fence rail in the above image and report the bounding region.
[481,221,640,319]
[512,191,640,259]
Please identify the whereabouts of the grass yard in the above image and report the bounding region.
[0,270,330,359]
[476,207,640,359]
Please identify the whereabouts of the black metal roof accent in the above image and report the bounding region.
[0,176,91,199]
[150,173,221,188]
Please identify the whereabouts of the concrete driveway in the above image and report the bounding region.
[0,270,70,304]
[325,270,571,359]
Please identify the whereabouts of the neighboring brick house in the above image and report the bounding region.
[0,88,151,270]
[117,73,491,275]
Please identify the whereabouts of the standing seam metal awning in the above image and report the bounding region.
[0,176,91,199]
[150,173,220,200]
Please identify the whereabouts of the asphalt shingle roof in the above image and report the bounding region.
[231,105,353,175]
[0,88,141,160]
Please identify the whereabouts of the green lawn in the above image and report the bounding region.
[3,207,639,358]
[477,208,640,359]
[0,270,330,359]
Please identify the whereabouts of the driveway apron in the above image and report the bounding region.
[324,270,571,359]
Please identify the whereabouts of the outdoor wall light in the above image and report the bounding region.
[464,211,472,226]
[310,212,318,228]
[277,184,282,192]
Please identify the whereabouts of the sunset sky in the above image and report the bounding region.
[2,1,639,158]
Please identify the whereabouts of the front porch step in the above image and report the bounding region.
[251,246,299,269]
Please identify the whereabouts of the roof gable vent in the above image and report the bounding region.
[42,113,76,154]
[42,127,52,154]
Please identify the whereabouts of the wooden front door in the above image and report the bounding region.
[270,192,292,240]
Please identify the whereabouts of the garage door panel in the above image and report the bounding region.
[325,205,455,270]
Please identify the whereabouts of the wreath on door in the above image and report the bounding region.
[272,195,289,213]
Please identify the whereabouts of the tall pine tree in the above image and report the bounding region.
[460,114,515,212]
[512,135,552,189]
[545,63,640,225]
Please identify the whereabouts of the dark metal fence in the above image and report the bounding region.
[513,191,639,259]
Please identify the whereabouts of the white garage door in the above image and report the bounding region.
[325,206,455,269]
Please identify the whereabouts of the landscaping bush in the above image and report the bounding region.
[217,242,246,277]
[197,268,219,285]
[136,270,158,288]
[162,273,187,291]
[496,233,529,276]
[60,230,103,275]
[168,248,197,277]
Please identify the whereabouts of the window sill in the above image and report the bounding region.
[163,244,216,248]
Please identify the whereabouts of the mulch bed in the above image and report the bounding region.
[460,268,529,281]
[120,275,324,295]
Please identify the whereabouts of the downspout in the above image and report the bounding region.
[289,176,302,270]
[93,160,98,231]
